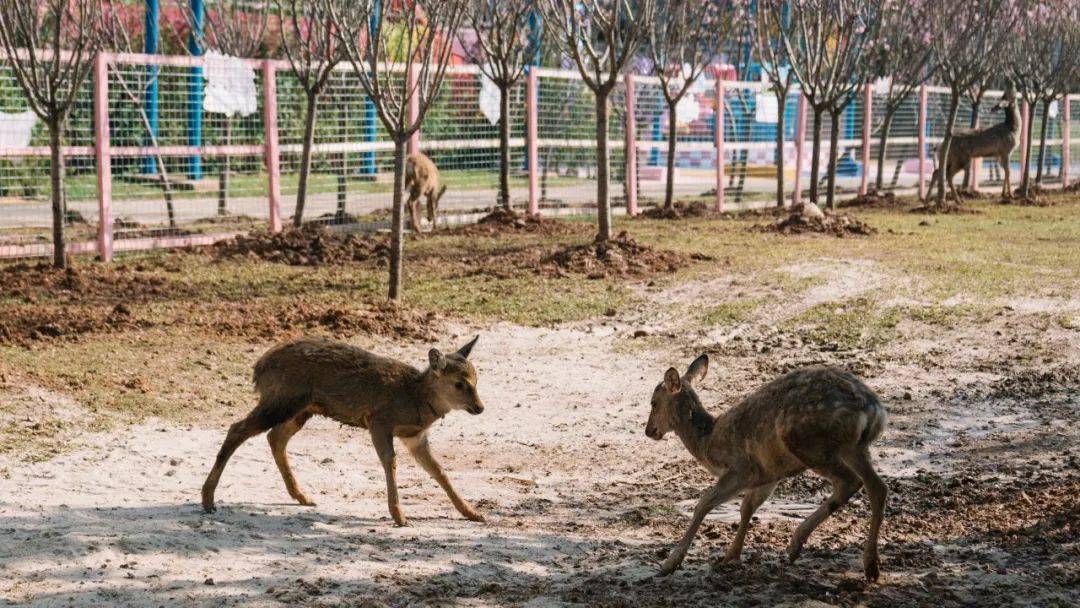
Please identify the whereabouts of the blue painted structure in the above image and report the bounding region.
[143,0,160,174]
[187,0,205,179]
[361,0,382,176]
[523,9,542,171]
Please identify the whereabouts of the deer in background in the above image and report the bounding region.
[645,356,888,581]
[405,153,447,233]
[202,335,486,526]
[931,81,1020,201]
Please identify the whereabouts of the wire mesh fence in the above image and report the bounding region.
[1,50,1077,259]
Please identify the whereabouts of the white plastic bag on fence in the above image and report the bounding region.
[755,94,778,123]
[203,51,258,118]
[478,72,501,126]
[0,110,38,148]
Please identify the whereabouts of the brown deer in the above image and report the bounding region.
[646,356,888,580]
[405,152,447,233]
[931,81,1020,201]
[201,335,486,526]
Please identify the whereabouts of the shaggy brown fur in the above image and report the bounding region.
[201,336,485,526]
[646,357,887,580]
[405,153,447,233]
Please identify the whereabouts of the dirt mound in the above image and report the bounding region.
[839,191,907,208]
[204,300,441,342]
[0,262,177,305]
[637,200,712,220]
[760,210,875,237]
[211,224,388,266]
[1064,180,1080,193]
[445,208,585,237]
[0,303,144,346]
[998,196,1055,207]
[542,231,702,279]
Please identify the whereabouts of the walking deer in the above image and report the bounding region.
[405,153,447,233]
[202,335,486,526]
[931,81,1020,201]
[646,357,888,580]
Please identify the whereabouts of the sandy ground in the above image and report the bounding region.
[1,259,1078,607]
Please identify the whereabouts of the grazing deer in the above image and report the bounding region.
[931,81,1020,201]
[646,356,888,581]
[405,153,447,233]
[201,336,486,526]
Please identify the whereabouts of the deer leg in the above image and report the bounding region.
[1000,153,1012,198]
[268,411,315,507]
[425,192,437,226]
[722,481,778,564]
[947,163,963,205]
[658,469,748,576]
[402,432,483,522]
[202,415,274,513]
[840,448,888,582]
[407,188,423,233]
[786,464,861,564]
[371,427,407,526]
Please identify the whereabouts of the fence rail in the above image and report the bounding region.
[0,50,1077,259]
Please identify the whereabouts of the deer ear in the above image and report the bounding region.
[429,348,446,371]
[456,335,479,359]
[664,367,682,394]
[684,354,708,385]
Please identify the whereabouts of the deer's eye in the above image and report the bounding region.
[455,381,465,391]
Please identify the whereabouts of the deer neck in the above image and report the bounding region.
[1004,101,1020,133]
[672,391,716,460]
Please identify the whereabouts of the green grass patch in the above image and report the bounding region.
[699,298,762,327]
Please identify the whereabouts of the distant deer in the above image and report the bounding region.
[646,356,888,581]
[931,81,1020,201]
[405,153,447,233]
[202,336,486,526]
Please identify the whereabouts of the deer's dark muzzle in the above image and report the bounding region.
[467,401,485,415]
[645,425,661,440]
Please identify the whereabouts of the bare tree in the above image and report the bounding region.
[542,0,656,240]
[928,0,1023,207]
[181,0,271,216]
[278,0,343,227]
[0,0,103,268]
[459,0,542,212]
[767,0,882,209]
[328,0,467,300]
[862,1,936,192]
[753,2,797,208]
[648,0,735,210]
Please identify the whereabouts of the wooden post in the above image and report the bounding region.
[793,94,807,206]
[407,64,420,155]
[917,85,927,200]
[94,53,113,262]
[715,77,725,212]
[624,73,637,216]
[860,83,872,195]
[970,113,980,193]
[262,60,282,233]
[527,68,539,215]
[1020,99,1030,179]
[1064,96,1071,188]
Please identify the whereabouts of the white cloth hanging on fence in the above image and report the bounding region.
[1048,100,1058,119]
[0,110,38,148]
[478,71,501,126]
[755,93,778,123]
[203,51,258,118]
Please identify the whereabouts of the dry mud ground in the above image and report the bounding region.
[1,210,1078,607]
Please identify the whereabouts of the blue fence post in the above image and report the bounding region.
[187,0,205,180]
[361,0,382,177]
[143,0,160,175]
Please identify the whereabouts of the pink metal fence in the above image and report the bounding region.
[1,50,1078,260]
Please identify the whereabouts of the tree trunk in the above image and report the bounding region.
[498,84,511,210]
[388,140,407,300]
[809,107,823,204]
[664,101,678,209]
[875,109,894,191]
[47,120,67,269]
[293,90,320,227]
[217,117,232,216]
[826,108,841,210]
[774,91,786,208]
[1020,100,1036,196]
[595,90,612,241]
[1035,98,1050,185]
[961,99,980,190]
[935,92,960,207]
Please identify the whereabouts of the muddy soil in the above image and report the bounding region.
[761,212,876,237]
[544,231,704,279]
[1,256,1077,607]
[839,191,908,209]
[444,208,587,237]
[637,200,713,220]
[211,224,389,266]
